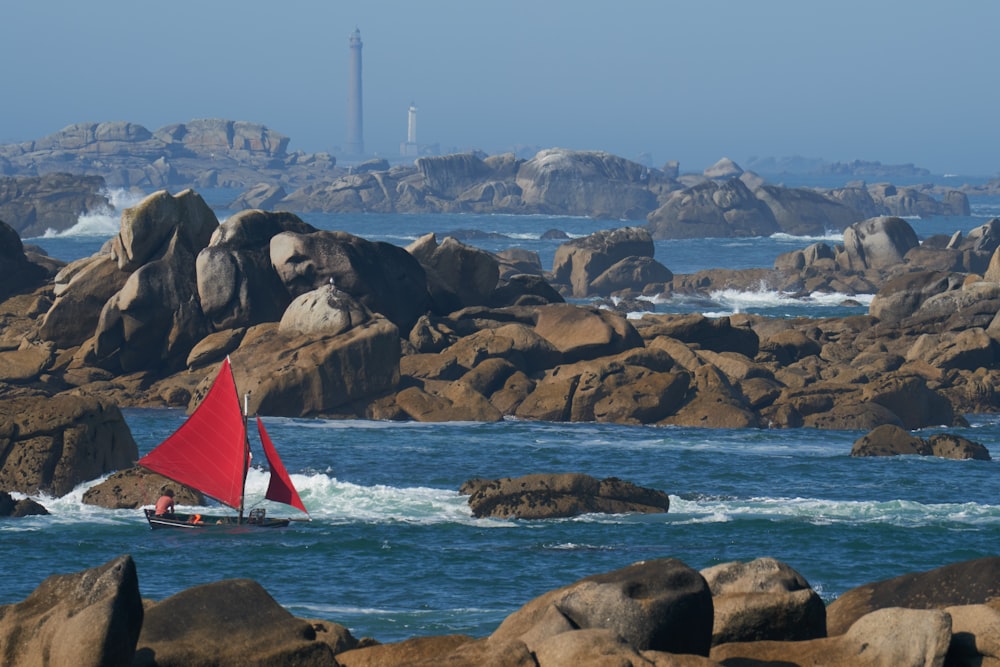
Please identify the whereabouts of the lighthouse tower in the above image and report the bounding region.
[346,27,364,156]
[401,102,419,157]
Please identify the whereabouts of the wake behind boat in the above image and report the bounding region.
[138,357,309,530]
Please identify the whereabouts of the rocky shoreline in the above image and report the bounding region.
[1,552,998,666]
[3,185,1000,496]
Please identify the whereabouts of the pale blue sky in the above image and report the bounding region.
[4,1,997,175]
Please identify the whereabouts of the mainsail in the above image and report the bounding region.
[138,357,248,509]
[258,416,309,515]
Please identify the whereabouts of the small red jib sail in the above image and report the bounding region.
[258,416,309,515]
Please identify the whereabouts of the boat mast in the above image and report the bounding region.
[239,390,250,524]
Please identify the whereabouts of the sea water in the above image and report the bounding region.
[5,187,999,642]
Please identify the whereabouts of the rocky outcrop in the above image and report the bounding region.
[0,393,138,496]
[851,424,991,460]
[5,188,1000,434]
[406,233,500,313]
[460,473,670,519]
[270,229,431,334]
[515,149,663,219]
[647,177,780,239]
[0,173,110,237]
[0,120,328,195]
[841,215,920,271]
[826,556,1000,636]
[550,226,670,297]
[0,490,49,517]
[0,555,143,667]
[0,219,60,302]
[197,208,317,330]
[81,467,205,509]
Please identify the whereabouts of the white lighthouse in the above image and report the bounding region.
[407,102,417,144]
[401,102,419,157]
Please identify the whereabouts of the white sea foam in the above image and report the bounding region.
[39,188,145,239]
[770,231,845,243]
[668,495,1000,527]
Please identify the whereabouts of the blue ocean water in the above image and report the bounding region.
[6,189,999,642]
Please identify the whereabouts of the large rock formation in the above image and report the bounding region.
[514,148,662,219]
[460,473,671,519]
[647,177,780,239]
[0,120,329,195]
[0,555,143,667]
[270,229,431,334]
[0,393,138,496]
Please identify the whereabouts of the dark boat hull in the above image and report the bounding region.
[143,508,290,530]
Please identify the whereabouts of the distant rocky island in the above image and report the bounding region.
[0,119,992,241]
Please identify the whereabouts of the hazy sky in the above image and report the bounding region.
[4,1,998,175]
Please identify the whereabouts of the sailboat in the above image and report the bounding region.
[138,357,309,530]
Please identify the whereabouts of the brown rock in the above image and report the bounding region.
[850,423,931,457]
[0,393,138,496]
[711,607,951,667]
[230,318,400,418]
[862,374,956,429]
[490,558,713,656]
[826,556,1000,636]
[461,473,669,520]
[0,555,143,667]
[532,303,642,363]
[944,602,1000,666]
[700,557,826,645]
[926,432,991,460]
[135,579,335,667]
[82,467,205,509]
[336,634,476,667]
[0,490,49,517]
[39,254,131,348]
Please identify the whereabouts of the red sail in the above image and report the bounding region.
[257,416,308,515]
[138,358,248,510]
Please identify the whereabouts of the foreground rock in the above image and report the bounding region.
[7,554,1000,666]
[711,607,952,667]
[460,473,671,519]
[0,555,143,667]
[825,556,1000,636]
[489,558,714,656]
[700,557,826,645]
[135,579,344,667]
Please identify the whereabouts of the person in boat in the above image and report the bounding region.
[154,489,175,517]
